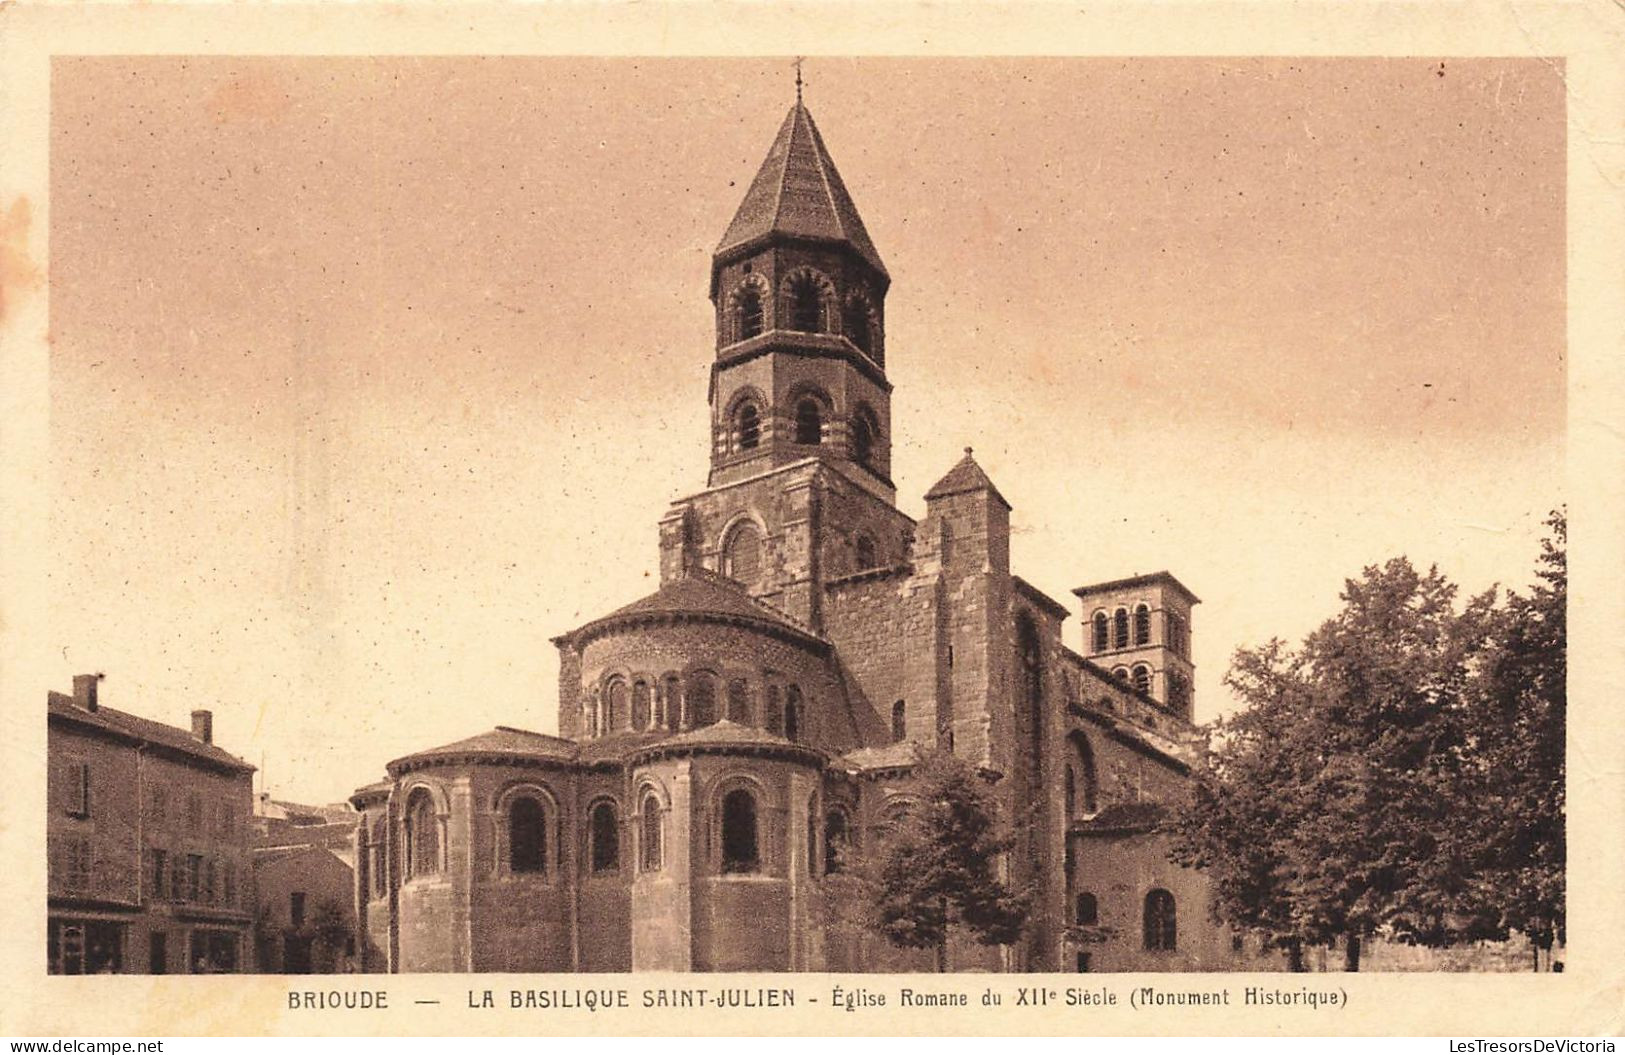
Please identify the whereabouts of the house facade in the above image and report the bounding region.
[47,675,256,974]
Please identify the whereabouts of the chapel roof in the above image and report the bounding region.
[554,571,826,650]
[715,103,888,279]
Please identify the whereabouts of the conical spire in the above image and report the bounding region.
[925,447,1011,510]
[716,103,887,279]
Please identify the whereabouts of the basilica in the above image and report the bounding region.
[349,98,1261,973]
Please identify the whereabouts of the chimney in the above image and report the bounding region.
[72,673,103,712]
[191,709,213,744]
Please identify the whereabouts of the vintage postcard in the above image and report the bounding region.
[1,0,1622,1038]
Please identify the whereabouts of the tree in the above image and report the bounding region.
[1172,558,1499,969]
[1465,511,1566,966]
[866,750,1029,971]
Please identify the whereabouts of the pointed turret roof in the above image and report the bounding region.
[924,447,1011,510]
[716,103,887,279]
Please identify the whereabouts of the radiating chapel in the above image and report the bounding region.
[350,98,1258,974]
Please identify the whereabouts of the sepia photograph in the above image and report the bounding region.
[4,1,1622,1038]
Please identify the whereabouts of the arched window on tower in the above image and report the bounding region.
[1132,664,1151,696]
[843,296,872,354]
[1075,892,1099,926]
[787,273,823,332]
[722,522,762,585]
[1113,608,1130,650]
[734,402,761,452]
[687,672,718,728]
[508,796,547,875]
[736,285,764,341]
[1134,603,1151,646]
[850,409,876,468]
[589,800,619,873]
[721,788,759,874]
[1113,666,1130,683]
[891,700,906,743]
[1144,889,1177,951]
[403,788,440,880]
[1092,611,1109,654]
[631,681,652,731]
[794,399,823,445]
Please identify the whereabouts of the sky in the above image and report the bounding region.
[47,57,1565,804]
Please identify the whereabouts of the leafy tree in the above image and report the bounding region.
[867,750,1030,971]
[1465,511,1566,965]
[1172,558,1499,969]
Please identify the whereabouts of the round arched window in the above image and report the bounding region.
[794,400,823,445]
[722,522,762,584]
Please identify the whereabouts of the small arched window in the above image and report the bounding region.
[855,534,877,571]
[1144,888,1177,951]
[824,809,849,874]
[891,700,906,743]
[1092,611,1109,653]
[631,681,652,731]
[603,679,628,735]
[1113,667,1130,683]
[737,285,764,341]
[734,402,761,452]
[589,801,619,873]
[1075,892,1099,926]
[764,685,784,735]
[843,297,872,354]
[726,679,750,724]
[785,686,804,743]
[722,522,762,585]
[687,673,717,728]
[794,400,823,445]
[850,413,875,467]
[639,792,662,873]
[721,789,759,874]
[1113,608,1130,650]
[509,796,547,875]
[1132,665,1151,695]
[661,675,682,731]
[1169,612,1187,658]
[1134,604,1152,646]
[787,273,823,332]
[404,789,440,880]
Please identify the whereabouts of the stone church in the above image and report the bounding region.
[350,98,1261,974]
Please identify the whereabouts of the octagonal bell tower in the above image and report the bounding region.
[707,100,894,501]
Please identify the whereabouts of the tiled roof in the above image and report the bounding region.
[924,449,1010,509]
[47,692,254,773]
[560,572,824,647]
[653,719,798,750]
[716,104,887,278]
[389,725,576,770]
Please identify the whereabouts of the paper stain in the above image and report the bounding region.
[208,71,293,125]
[0,195,44,323]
